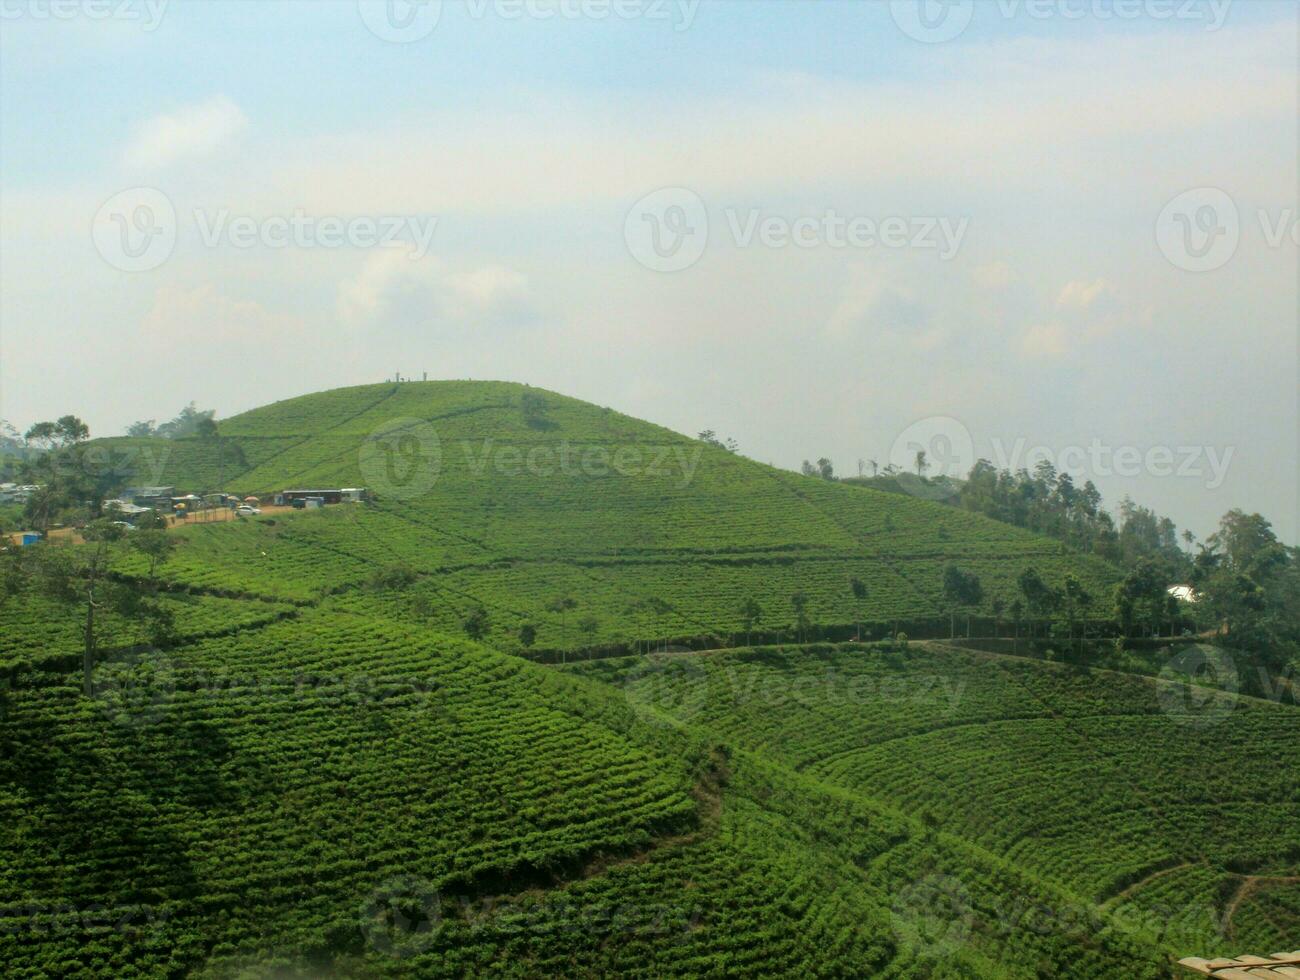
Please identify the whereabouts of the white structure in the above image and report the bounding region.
[1167,584,1199,604]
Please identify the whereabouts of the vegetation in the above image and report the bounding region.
[1,381,1294,977]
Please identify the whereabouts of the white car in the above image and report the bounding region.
[236,505,261,516]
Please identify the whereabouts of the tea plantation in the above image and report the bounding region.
[1,382,1289,977]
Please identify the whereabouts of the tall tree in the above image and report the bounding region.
[942,565,983,638]
[739,597,762,647]
[791,592,811,643]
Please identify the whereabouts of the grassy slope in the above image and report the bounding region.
[566,642,1300,958]
[97,381,1118,651]
[5,382,1278,976]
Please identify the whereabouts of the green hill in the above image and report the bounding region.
[94,381,1119,652]
[3,381,1286,978]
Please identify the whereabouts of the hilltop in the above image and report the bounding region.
[85,381,1118,654]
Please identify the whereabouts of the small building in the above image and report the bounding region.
[122,486,176,502]
[104,500,155,523]
[340,488,368,503]
[281,489,345,505]
[1167,584,1199,604]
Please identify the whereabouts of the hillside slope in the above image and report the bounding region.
[94,381,1118,654]
[8,382,1261,977]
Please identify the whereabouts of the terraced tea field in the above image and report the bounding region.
[566,641,1300,959]
[84,382,1117,654]
[3,382,1289,977]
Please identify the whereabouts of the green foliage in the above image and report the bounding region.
[6,381,1264,977]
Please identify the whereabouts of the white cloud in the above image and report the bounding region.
[1056,278,1113,311]
[123,96,247,170]
[234,24,1293,218]
[1021,322,1069,358]
[142,283,303,341]
[338,248,533,330]
[973,261,1016,290]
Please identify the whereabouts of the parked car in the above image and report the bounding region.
[236,505,261,516]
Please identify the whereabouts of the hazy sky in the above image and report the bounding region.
[1,0,1296,542]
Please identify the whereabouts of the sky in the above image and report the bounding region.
[1,0,1296,543]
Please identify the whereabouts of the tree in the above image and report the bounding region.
[578,616,599,656]
[196,417,223,490]
[850,576,869,640]
[1191,510,1298,693]
[791,592,811,643]
[991,597,1005,638]
[519,623,537,648]
[520,391,551,430]
[23,421,59,451]
[1062,575,1092,647]
[27,520,132,696]
[126,420,158,437]
[155,403,216,440]
[739,597,762,647]
[1017,567,1060,639]
[463,605,489,641]
[914,450,928,477]
[698,430,739,453]
[19,429,120,532]
[55,416,90,446]
[942,564,983,638]
[546,596,578,663]
[1116,560,1168,638]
